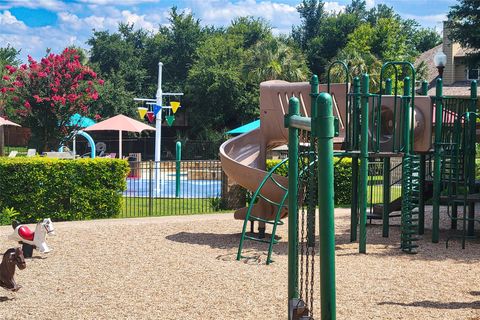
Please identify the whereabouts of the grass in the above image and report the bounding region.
[367,184,402,204]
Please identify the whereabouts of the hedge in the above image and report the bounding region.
[0,157,129,223]
[266,157,352,206]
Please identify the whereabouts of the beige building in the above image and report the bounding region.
[417,21,477,96]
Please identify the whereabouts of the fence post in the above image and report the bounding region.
[148,160,154,216]
[432,78,443,243]
[176,141,182,197]
[468,80,477,235]
[351,77,360,242]
[382,157,391,237]
[359,73,370,254]
[287,96,300,318]
[314,92,336,320]
[421,80,428,96]
[385,78,392,95]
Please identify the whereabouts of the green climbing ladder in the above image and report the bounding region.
[236,158,288,265]
[400,154,421,253]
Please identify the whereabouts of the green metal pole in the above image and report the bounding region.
[467,80,477,235]
[421,80,428,96]
[432,78,443,243]
[350,77,361,242]
[315,92,336,320]
[385,78,392,95]
[287,96,300,316]
[308,75,319,247]
[359,74,370,254]
[418,154,426,235]
[382,157,391,237]
[175,141,182,197]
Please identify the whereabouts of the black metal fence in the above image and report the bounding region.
[122,160,228,217]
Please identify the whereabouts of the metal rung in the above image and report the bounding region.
[244,235,279,244]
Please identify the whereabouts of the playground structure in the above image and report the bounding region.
[59,130,96,158]
[220,60,479,319]
[9,218,56,258]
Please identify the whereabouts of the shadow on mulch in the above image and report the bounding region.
[0,296,14,302]
[378,300,480,310]
[165,231,289,256]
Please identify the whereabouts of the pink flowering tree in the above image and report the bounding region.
[0,48,104,151]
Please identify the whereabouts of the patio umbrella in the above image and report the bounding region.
[84,114,155,158]
[0,117,21,127]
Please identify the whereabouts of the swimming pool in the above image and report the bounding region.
[125,178,222,198]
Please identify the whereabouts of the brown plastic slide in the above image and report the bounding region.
[219,80,348,222]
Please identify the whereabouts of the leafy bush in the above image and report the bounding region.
[0,157,129,222]
[266,157,353,206]
[0,207,20,226]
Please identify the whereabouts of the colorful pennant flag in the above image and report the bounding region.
[137,107,148,120]
[146,111,155,123]
[166,115,175,126]
[170,101,181,114]
[153,104,162,116]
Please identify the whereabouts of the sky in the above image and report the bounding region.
[0,0,458,63]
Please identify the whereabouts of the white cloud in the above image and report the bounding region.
[0,0,66,11]
[365,0,375,9]
[402,13,447,30]
[324,2,345,13]
[0,10,27,32]
[77,0,157,5]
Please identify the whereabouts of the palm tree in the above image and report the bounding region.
[243,38,309,84]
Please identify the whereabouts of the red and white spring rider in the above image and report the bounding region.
[9,218,56,254]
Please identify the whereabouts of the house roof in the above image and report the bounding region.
[415,44,442,84]
[427,81,473,96]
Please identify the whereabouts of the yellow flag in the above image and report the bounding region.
[137,107,148,119]
[170,101,181,114]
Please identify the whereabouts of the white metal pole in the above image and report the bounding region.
[119,130,122,159]
[73,135,76,157]
[154,62,163,193]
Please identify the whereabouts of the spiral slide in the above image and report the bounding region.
[219,80,348,222]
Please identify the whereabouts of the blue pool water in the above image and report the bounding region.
[125,178,221,198]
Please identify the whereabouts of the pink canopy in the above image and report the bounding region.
[84,114,155,158]
[0,117,21,127]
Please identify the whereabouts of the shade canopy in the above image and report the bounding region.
[84,114,155,133]
[84,114,155,159]
[67,113,96,128]
[0,117,21,127]
[226,119,259,135]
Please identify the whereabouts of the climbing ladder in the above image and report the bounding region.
[236,158,289,265]
[400,154,421,253]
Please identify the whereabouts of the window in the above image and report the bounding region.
[467,68,479,80]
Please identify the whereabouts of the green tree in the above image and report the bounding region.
[0,45,21,70]
[244,37,309,83]
[227,16,272,49]
[185,33,255,137]
[292,0,325,51]
[413,28,442,53]
[447,0,480,64]
[0,48,104,151]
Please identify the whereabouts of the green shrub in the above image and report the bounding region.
[0,207,20,226]
[0,158,129,222]
[266,157,352,206]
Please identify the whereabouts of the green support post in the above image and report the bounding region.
[175,141,182,197]
[418,154,426,235]
[314,92,336,320]
[382,158,391,237]
[467,80,477,235]
[350,77,361,242]
[385,78,392,95]
[287,96,300,317]
[421,80,428,96]
[432,78,443,243]
[308,75,319,247]
[359,74,370,254]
